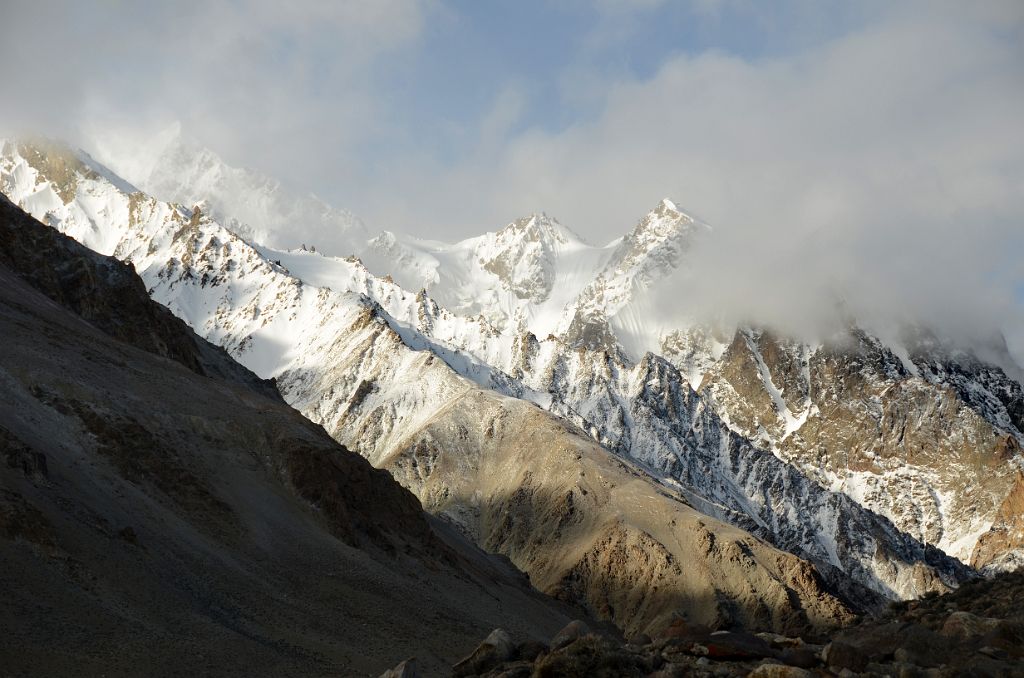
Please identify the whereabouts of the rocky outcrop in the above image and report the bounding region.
[450,570,1024,676]
[972,472,1024,572]
[687,326,1024,568]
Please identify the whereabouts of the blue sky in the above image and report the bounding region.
[2,0,1023,359]
[397,1,877,139]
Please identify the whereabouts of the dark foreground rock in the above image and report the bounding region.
[446,570,1024,677]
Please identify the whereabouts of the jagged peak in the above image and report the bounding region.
[601,198,709,276]
[633,198,704,236]
[493,211,585,247]
[369,230,399,248]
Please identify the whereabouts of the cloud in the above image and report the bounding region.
[1,0,430,184]
[360,1,1024,360]
[2,1,1022,361]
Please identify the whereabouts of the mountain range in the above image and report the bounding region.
[2,132,1023,672]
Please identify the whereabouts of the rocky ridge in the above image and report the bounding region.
[666,326,1024,570]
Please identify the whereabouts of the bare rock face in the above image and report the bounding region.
[375,388,856,637]
[971,472,1024,572]
[690,326,1024,569]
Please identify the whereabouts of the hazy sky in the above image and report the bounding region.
[2,0,1023,359]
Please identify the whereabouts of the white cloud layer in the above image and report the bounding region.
[1,0,430,184]
[365,2,1024,359]
[1,1,1022,361]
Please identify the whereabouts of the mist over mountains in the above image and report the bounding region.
[80,123,1024,374]
[3,3,1021,366]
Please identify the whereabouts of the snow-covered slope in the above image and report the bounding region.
[356,198,709,358]
[360,213,614,338]
[2,137,986,609]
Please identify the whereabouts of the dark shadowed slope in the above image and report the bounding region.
[0,196,582,677]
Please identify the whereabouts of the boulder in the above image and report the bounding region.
[627,632,652,647]
[940,611,1001,641]
[658,617,711,641]
[892,625,953,668]
[488,661,534,678]
[378,658,419,678]
[550,619,591,650]
[777,646,818,669]
[824,621,906,670]
[756,633,805,649]
[822,641,868,672]
[702,631,775,660]
[515,639,548,662]
[746,664,813,678]
[981,618,1024,658]
[452,628,515,677]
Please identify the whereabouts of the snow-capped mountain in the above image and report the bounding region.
[8,136,1021,614]
[355,198,709,357]
[1,138,873,635]
[360,212,610,338]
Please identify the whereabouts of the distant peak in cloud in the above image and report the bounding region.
[88,125,368,252]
